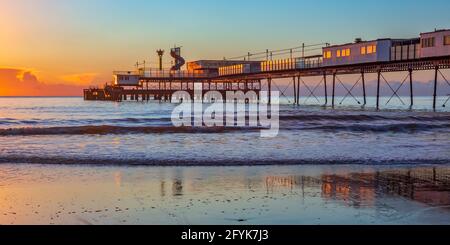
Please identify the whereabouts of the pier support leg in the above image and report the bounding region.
[268,78,272,105]
[332,73,336,108]
[433,66,439,110]
[377,70,381,110]
[323,73,328,106]
[362,71,367,106]
[409,68,414,108]
[297,76,300,105]
[293,76,297,105]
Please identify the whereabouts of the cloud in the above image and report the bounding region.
[60,72,98,86]
[0,67,85,96]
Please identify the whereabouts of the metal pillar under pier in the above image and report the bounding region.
[409,68,414,108]
[377,70,381,110]
[362,71,367,106]
[332,73,336,107]
[433,66,439,110]
[296,76,300,105]
[268,77,272,105]
[293,76,297,105]
[323,73,328,106]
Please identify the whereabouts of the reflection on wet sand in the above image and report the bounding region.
[266,167,450,209]
[0,165,449,225]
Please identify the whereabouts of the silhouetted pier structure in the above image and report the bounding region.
[84,74,262,103]
[84,29,450,109]
[84,56,450,109]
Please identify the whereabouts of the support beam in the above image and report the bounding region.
[323,73,328,106]
[293,76,297,105]
[377,70,381,110]
[409,68,414,107]
[268,77,272,105]
[297,76,300,105]
[433,66,439,110]
[332,73,336,107]
[362,70,367,106]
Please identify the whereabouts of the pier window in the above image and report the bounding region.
[361,46,366,55]
[367,45,376,54]
[422,37,435,48]
[323,51,332,59]
[444,36,450,46]
[344,48,351,56]
[338,48,351,57]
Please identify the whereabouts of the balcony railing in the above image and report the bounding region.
[114,69,213,78]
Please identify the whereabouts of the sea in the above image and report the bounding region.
[0,96,449,224]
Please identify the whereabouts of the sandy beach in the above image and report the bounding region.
[1,164,449,225]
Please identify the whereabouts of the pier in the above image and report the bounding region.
[84,75,262,103]
[84,56,450,109]
[84,30,450,109]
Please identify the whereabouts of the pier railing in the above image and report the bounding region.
[114,69,213,78]
[260,56,323,72]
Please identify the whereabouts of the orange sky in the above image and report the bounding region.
[0,67,85,96]
[1,0,449,96]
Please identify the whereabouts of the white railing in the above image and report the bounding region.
[262,56,323,72]
[114,69,212,78]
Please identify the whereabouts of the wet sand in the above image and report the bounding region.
[0,164,449,225]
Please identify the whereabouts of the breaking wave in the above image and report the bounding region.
[0,125,261,136]
[279,114,450,122]
[292,123,450,133]
[0,122,448,136]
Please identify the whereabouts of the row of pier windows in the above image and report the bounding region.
[219,64,244,76]
[422,36,450,47]
[118,75,130,81]
[337,49,351,57]
[323,51,332,59]
[361,45,377,55]
[322,44,377,59]
[422,37,435,48]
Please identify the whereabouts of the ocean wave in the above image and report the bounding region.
[0,117,172,125]
[0,122,448,136]
[293,123,450,133]
[280,114,450,122]
[0,125,261,136]
[0,156,448,166]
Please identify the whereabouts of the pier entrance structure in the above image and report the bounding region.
[84,29,450,109]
